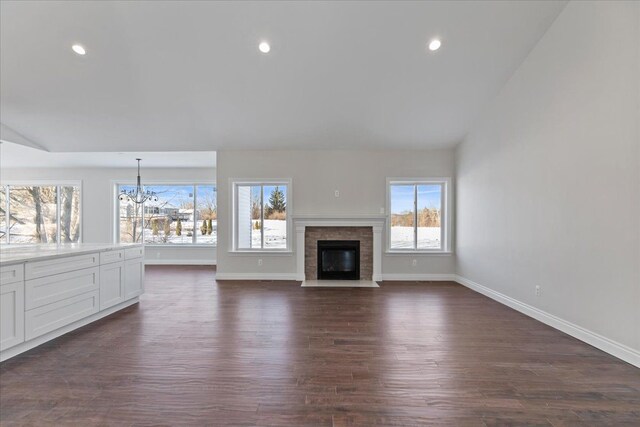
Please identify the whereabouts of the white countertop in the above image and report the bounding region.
[0,243,143,267]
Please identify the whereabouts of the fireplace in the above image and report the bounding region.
[317,240,360,280]
[295,217,384,282]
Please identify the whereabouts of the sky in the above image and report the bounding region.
[391,184,441,214]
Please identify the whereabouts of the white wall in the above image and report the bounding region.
[456,0,640,362]
[0,167,217,264]
[216,149,456,279]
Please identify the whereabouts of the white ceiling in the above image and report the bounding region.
[0,142,216,169]
[0,0,567,152]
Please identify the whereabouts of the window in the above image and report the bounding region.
[388,179,450,252]
[0,187,5,242]
[0,183,81,245]
[116,183,216,245]
[233,181,289,251]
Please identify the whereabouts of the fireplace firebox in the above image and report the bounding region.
[317,240,360,280]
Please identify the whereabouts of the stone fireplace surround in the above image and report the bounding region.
[294,215,385,281]
[306,227,372,280]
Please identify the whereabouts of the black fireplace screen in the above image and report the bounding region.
[317,240,360,280]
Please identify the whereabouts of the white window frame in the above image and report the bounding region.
[0,180,83,245]
[386,177,452,254]
[112,181,217,247]
[230,178,292,253]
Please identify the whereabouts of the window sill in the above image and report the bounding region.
[228,250,293,256]
[385,250,453,256]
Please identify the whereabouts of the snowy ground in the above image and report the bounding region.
[144,220,217,245]
[251,219,286,249]
[391,226,441,249]
[7,219,218,245]
[247,222,439,250]
[143,219,284,247]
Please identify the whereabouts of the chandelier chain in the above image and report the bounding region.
[118,158,157,205]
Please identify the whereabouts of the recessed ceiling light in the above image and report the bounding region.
[258,41,271,54]
[72,44,86,55]
[428,39,441,51]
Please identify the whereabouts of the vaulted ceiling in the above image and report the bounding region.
[0,1,566,152]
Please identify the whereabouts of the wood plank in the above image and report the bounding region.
[1,265,639,425]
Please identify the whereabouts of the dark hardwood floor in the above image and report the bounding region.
[1,266,639,426]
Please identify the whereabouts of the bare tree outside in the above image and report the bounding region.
[195,185,217,244]
[120,199,143,243]
[0,185,80,245]
[60,186,80,242]
[0,186,6,242]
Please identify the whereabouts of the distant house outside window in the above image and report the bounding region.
[116,183,216,246]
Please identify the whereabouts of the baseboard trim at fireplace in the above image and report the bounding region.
[215,273,299,281]
[381,273,457,281]
[301,280,380,288]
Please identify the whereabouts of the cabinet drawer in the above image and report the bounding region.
[25,267,99,310]
[1,264,24,285]
[100,250,125,265]
[1,282,25,351]
[25,290,99,341]
[124,246,144,260]
[25,253,99,280]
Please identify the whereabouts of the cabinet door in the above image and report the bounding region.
[124,258,144,300]
[1,282,26,351]
[100,262,125,310]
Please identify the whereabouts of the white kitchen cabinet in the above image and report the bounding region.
[124,258,144,299]
[0,280,25,351]
[1,244,144,362]
[100,262,125,310]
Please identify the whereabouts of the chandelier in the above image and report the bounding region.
[118,158,158,205]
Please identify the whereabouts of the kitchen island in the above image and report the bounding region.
[0,243,144,361]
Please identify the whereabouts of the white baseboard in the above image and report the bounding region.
[454,275,640,368]
[145,259,216,266]
[215,272,299,281]
[1,297,140,362]
[381,273,457,281]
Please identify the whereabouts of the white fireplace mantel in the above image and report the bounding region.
[293,214,386,281]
